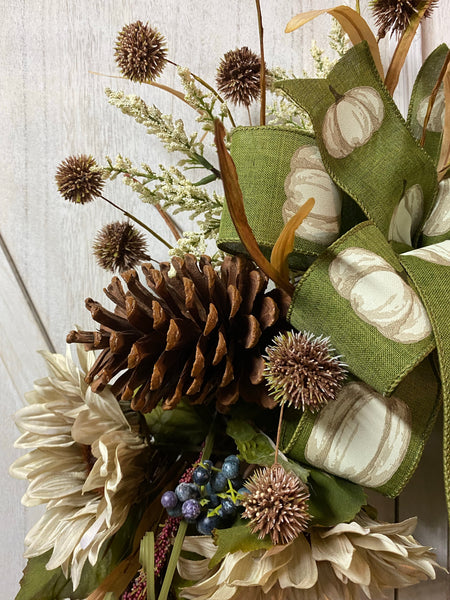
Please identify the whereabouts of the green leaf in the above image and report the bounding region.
[307,467,367,527]
[226,419,275,466]
[226,419,309,481]
[209,518,273,569]
[16,506,142,600]
[145,399,209,446]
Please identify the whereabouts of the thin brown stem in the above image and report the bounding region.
[420,50,450,147]
[155,203,182,241]
[167,61,237,128]
[274,403,285,465]
[255,0,266,125]
[100,195,173,249]
[247,106,253,126]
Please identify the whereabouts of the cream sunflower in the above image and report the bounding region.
[10,346,147,589]
[178,512,439,600]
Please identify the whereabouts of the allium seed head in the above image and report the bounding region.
[264,331,346,412]
[55,154,104,204]
[371,0,439,39]
[115,21,168,82]
[92,221,149,272]
[242,464,310,545]
[216,47,263,107]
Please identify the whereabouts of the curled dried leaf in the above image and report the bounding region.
[214,119,294,296]
[385,0,436,95]
[270,198,315,281]
[286,6,383,79]
[438,61,450,181]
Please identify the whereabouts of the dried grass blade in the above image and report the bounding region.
[285,6,383,78]
[270,198,315,281]
[385,0,434,95]
[214,119,294,296]
[86,550,140,600]
[438,61,450,181]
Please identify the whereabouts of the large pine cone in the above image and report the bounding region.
[67,254,290,413]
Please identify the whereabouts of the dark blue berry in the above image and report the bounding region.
[231,476,243,490]
[167,502,183,518]
[207,493,220,508]
[192,466,210,485]
[222,461,239,479]
[220,497,236,516]
[224,455,239,465]
[161,491,178,509]
[212,472,228,492]
[175,482,200,502]
[196,514,222,535]
[182,499,201,521]
[202,459,213,470]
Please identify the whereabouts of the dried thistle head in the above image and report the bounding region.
[242,464,310,545]
[371,0,439,39]
[92,221,150,272]
[115,21,168,82]
[264,331,346,412]
[55,155,104,204]
[216,47,262,107]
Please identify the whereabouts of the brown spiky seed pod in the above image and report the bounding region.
[115,21,167,82]
[216,47,262,107]
[371,0,439,39]
[242,464,310,545]
[66,255,290,414]
[92,221,150,273]
[55,154,104,204]
[264,331,346,412]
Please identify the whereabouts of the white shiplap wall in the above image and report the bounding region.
[1,1,449,598]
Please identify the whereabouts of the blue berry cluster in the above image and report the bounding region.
[161,455,247,535]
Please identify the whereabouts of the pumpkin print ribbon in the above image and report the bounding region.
[217,41,450,511]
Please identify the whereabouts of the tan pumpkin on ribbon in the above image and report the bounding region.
[322,86,385,159]
[283,145,342,245]
[403,240,450,267]
[388,183,424,246]
[328,247,432,344]
[416,89,445,133]
[422,179,450,237]
[304,381,412,488]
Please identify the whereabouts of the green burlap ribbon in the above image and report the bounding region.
[218,42,450,508]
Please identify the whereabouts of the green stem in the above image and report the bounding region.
[194,173,220,186]
[100,195,173,249]
[157,521,188,600]
[202,416,217,462]
[355,0,360,14]
[192,152,221,178]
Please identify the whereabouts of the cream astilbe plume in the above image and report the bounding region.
[10,347,147,589]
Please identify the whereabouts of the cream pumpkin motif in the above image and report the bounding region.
[416,89,445,133]
[283,145,342,245]
[422,179,450,237]
[322,86,385,159]
[329,247,432,343]
[304,381,412,488]
[388,184,423,246]
[403,240,450,266]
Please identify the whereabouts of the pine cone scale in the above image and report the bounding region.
[68,254,289,412]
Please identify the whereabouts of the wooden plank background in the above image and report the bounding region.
[1,1,448,598]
